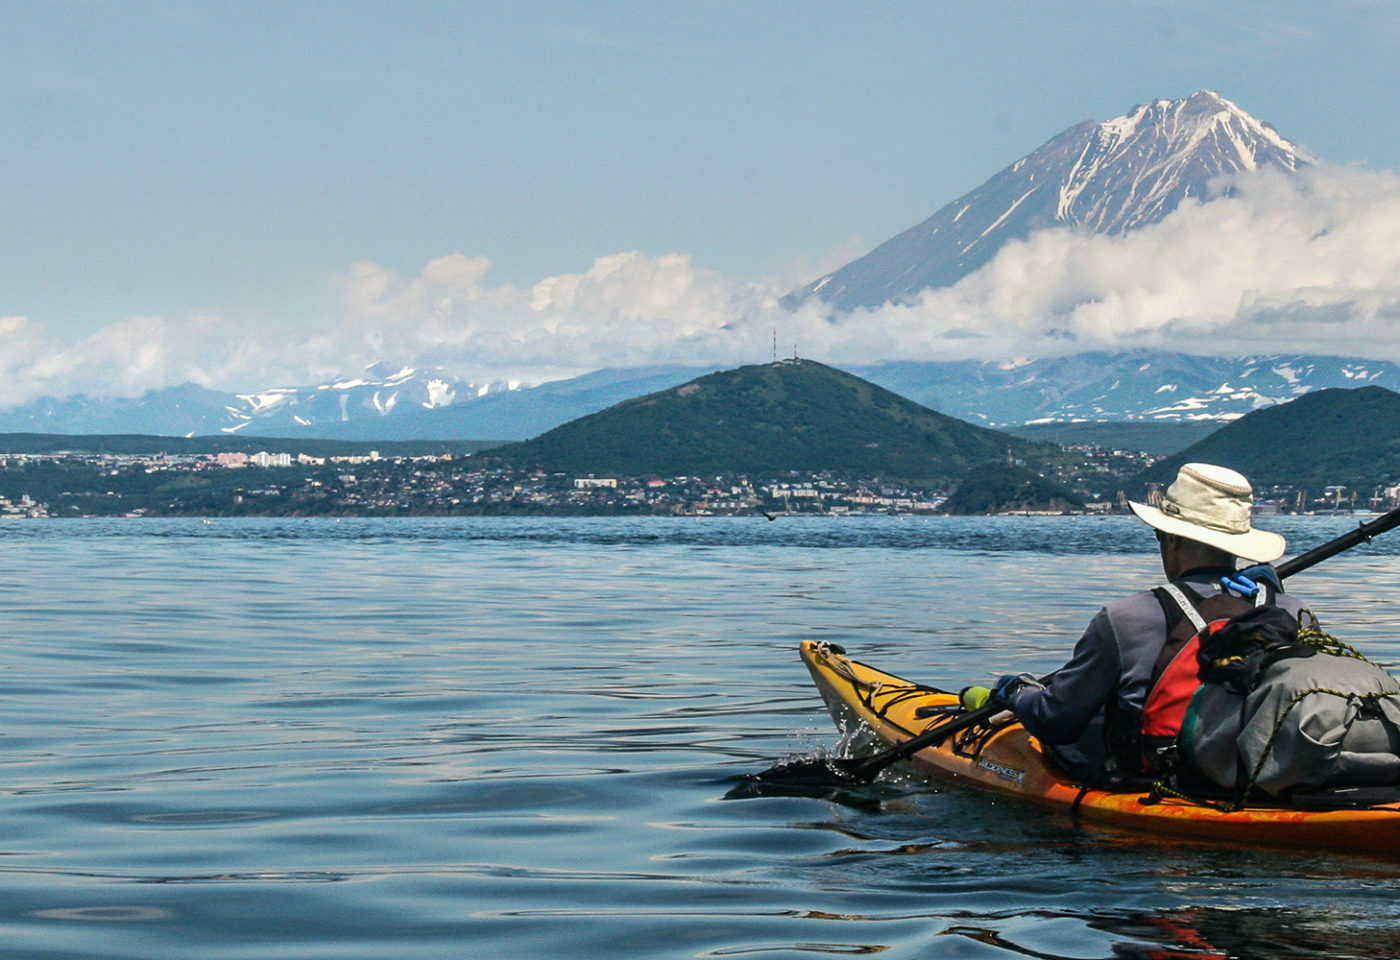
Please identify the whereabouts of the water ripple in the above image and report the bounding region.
[3,517,1400,958]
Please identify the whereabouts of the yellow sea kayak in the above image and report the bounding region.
[800,639,1400,855]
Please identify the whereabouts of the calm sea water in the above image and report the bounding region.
[4,515,1400,959]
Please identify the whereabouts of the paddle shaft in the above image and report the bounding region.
[843,676,1051,781]
[1276,503,1400,580]
[844,503,1400,783]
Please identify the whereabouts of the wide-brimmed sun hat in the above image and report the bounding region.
[1129,462,1286,563]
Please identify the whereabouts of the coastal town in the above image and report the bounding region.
[0,445,990,518]
[0,442,1389,519]
[0,441,1119,518]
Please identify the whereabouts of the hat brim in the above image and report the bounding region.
[1129,500,1286,564]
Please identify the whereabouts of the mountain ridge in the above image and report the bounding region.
[3,351,1396,443]
[851,352,1399,427]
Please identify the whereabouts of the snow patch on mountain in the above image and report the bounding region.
[425,380,455,408]
[239,389,296,413]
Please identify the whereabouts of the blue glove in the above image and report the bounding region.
[1235,563,1282,592]
[991,673,1039,707]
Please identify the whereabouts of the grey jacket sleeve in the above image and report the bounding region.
[1008,607,1121,744]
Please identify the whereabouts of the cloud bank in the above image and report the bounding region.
[3,163,1400,408]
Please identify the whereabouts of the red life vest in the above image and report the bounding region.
[1139,581,1269,773]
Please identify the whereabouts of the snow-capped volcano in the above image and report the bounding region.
[787,91,1312,311]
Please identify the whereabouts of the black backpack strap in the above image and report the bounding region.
[1150,583,1210,687]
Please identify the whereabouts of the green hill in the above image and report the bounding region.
[491,359,1060,485]
[941,461,1085,515]
[1137,386,1400,492]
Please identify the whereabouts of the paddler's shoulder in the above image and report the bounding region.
[1098,585,1175,632]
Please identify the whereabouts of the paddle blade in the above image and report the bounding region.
[735,752,874,789]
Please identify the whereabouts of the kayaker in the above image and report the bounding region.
[968,462,1305,786]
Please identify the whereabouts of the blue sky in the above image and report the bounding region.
[3,1,1400,400]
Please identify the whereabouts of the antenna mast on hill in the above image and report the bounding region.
[772,329,777,364]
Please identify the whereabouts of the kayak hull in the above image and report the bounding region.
[800,640,1400,855]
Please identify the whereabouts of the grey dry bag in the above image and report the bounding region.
[1179,608,1400,798]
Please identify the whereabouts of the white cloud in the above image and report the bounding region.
[814,164,1400,362]
[310,249,778,381]
[0,312,316,407]
[3,162,1400,409]
[0,315,63,406]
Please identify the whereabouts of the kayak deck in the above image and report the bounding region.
[800,639,1400,855]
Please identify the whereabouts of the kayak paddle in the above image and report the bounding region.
[1273,504,1400,579]
[744,674,1052,787]
[748,502,1400,788]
